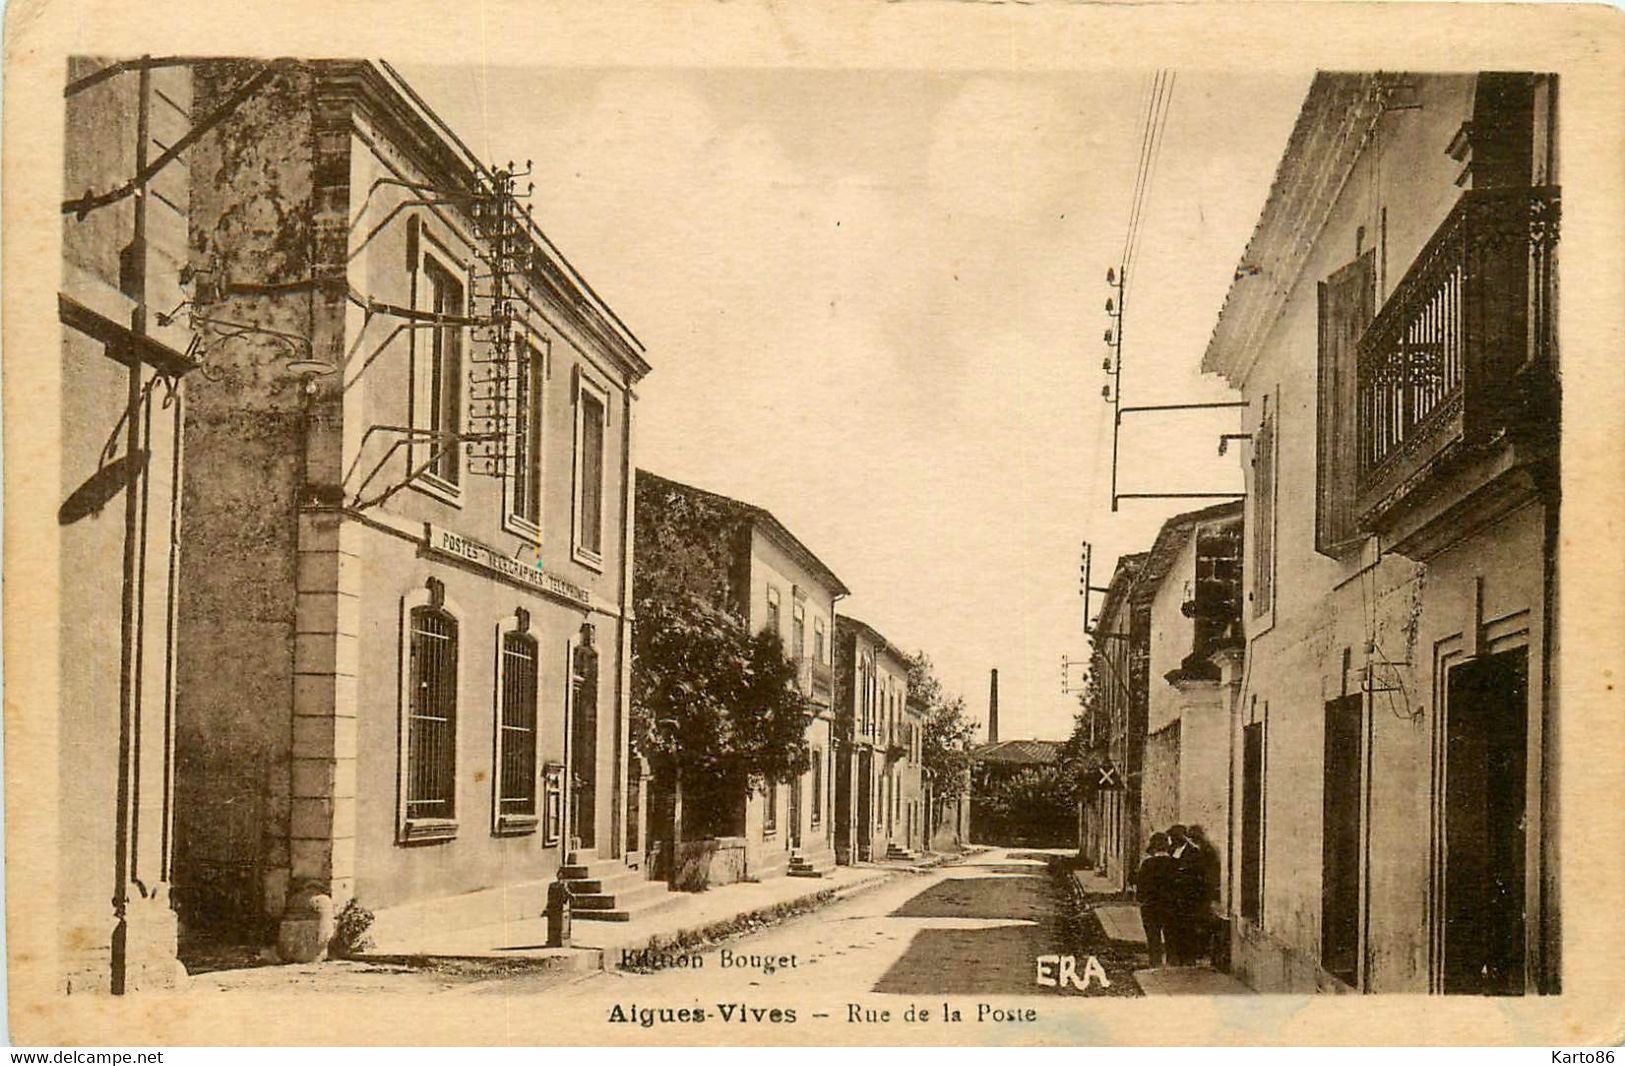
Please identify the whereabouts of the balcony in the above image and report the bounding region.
[1354,186,1559,557]
[796,657,834,708]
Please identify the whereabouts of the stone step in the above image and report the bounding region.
[568,880,672,911]
[563,867,645,895]
[559,857,637,883]
[572,887,686,924]
[561,872,643,896]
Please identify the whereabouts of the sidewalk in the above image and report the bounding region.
[1071,867,1121,896]
[1134,965,1253,995]
[361,863,898,970]
[1092,902,1147,944]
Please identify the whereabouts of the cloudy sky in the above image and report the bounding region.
[402,64,1311,741]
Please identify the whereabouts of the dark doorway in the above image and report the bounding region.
[1443,647,1529,995]
[570,637,599,851]
[1241,722,1264,922]
[857,750,873,860]
[788,774,802,850]
[1321,694,1363,987]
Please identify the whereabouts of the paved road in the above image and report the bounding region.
[516,846,1127,1010]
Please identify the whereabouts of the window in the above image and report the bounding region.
[765,585,781,639]
[814,617,826,664]
[494,625,539,833]
[572,372,609,567]
[422,256,464,488]
[1240,720,1264,921]
[810,751,823,827]
[1251,399,1276,619]
[763,779,777,834]
[404,601,459,839]
[1316,252,1375,556]
[792,602,805,662]
[508,339,546,533]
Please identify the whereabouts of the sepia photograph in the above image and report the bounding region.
[7,0,1625,1049]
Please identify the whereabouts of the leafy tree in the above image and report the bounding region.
[632,594,811,837]
[1058,670,1102,781]
[631,475,811,838]
[904,651,977,799]
[974,764,1078,845]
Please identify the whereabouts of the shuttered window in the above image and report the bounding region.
[510,342,545,528]
[423,259,464,487]
[580,394,604,550]
[1316,251,1375,556]
[1251,404,1276,618]
[407,607,459,823]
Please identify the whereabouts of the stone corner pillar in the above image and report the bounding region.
[281,506,361,961]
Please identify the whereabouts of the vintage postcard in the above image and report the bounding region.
[5,0,1624,1048]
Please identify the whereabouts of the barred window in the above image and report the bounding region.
[406,606,459,824]
[496,631,539,827]
[763,779,777,833]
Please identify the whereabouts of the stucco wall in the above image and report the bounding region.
[350,523,615,915]
[1142,725,1180,850]
[174,62,640,936]
[174,62,315,932]
[741,526,841,873]
[1223,75,1556,993]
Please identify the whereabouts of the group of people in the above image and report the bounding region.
[1133,823,1221,968]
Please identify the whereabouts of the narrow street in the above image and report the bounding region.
[524,847,1139,1007]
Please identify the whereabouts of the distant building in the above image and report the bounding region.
[1078,552,1147,886]
[971,739,1073,847]
[634,472,849,883]
[1202,72,1559,994]
[833,617,924,862]
[1133,502,1244,898]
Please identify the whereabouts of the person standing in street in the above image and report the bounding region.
[1186,823,1223,961]
[1167,824,1205,964]
[1135,832,1176,967]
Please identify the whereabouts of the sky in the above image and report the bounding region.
[401,64,1312,743]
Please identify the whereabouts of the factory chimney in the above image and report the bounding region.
[988,669,999,744]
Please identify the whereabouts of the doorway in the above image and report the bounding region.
[1443,647,1529,995]
[788,775,802,850]
[1321,694,1363,987]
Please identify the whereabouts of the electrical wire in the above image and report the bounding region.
[1121,70,1177,285]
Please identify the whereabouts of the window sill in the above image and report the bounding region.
[494,814,539,837]
[503,512,543,544]
[572,543,605,573]
[409,471,465,510]
[399,818,459,845]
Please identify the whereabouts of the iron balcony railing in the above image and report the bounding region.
[1356,186,1559,509]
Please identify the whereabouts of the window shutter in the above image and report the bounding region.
[1316,251,1376,556]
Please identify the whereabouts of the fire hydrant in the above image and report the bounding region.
[546,876,573,948]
